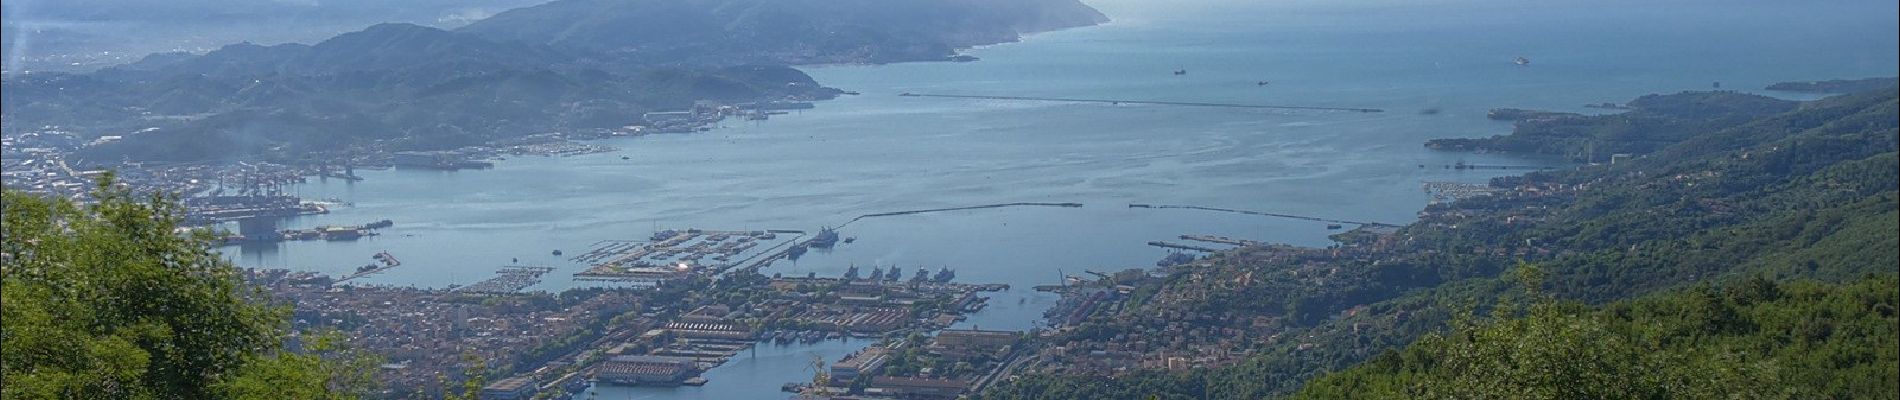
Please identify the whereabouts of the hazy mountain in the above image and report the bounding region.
[2,23,837,162]
[118,23,576,77]
[456,0,1110,64]
[4,0,1110,162]
[1,0,551,72]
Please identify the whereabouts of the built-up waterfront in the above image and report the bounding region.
[247,239,1010,400]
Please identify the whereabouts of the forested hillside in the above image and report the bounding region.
[982,86,1899,399]
[1293,274,1899,399]
[1,180,375,398]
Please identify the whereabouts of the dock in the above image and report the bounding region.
[898,93,1384,113]
[336,251,400,282]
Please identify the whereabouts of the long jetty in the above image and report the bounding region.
[1423,163,1556,171]
[1129,204,1397,227]
[841,202,1085,226]
[1147,241,1223,252]
[898,93,1384,113]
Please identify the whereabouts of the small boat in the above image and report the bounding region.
[1256,81,1270,86]
[1172,69,1188,75]
[1514,56,1530,66]
[843,236,856,244]
[552,249,563,256]
[1326,224,1343,230]
[841,91,861,95]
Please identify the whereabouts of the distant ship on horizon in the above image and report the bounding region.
[1515,56,1531,66]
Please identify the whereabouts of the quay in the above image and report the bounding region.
[336,251,400,282]
[898,92,1384,113]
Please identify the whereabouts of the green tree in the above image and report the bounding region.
[2,177,375,399]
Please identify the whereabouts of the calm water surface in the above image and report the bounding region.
[219,0,1898,398]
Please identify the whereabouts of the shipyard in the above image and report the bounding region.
[237,223,1015,400]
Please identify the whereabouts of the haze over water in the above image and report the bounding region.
[221,0,1897,397]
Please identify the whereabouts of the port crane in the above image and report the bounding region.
[801,354,832,398]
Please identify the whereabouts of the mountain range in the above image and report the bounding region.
[0,0,1108,162]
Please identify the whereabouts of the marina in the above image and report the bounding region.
[455,266,556,294]
[1422,181,1501,204]
[571,229,799,282]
